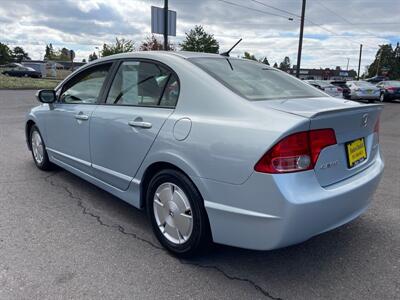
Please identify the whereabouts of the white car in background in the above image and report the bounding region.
[345,81,380,102]
[305,80,343,98]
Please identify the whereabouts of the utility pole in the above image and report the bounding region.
[164,0,168,51]
[296,0,306,78]
[357,44,363,80]
[376,49,382,76]
[346,58,350,71]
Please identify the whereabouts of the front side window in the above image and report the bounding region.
[106,61,179,107]
[189,57,325,101]
[60,63,111,104]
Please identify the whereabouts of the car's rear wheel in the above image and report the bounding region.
[30,125,52,170]
[146,169,211,257]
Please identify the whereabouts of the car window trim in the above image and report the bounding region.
[57,61,117,105]
[98,57,180,109]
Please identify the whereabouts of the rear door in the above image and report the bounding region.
[45,62,113,174]
[90,59,180,190]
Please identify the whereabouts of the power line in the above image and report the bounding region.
[249,0,378,48]
[315,0,381,39]
[215,0,296,21]
[251,0,300,18]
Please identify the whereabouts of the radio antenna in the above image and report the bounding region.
[220,38,242,57]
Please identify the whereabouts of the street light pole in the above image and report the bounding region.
[164,0,168,51]
[357,44,363,80]
[296,0,306,78]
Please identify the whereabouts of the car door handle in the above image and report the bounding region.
[74,114,89,121]
[128,121,152,129]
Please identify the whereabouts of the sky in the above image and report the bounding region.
[0,0,399,72]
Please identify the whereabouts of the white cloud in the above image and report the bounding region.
[0,0,398,70]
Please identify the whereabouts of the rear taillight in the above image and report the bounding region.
[254,129,337,174]
[337,87,343,92]
[387,87,396,93]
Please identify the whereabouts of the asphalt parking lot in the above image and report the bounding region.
[0,90,399,300]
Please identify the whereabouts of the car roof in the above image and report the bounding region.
[94,51,222,63]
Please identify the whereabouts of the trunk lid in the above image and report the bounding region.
[254,97,383,186]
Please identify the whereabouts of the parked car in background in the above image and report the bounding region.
[366,76,388,84]
[329,80,350,99]
[376,80,400,102]
[345,81,380,102]
[2,66,42,78]
[26,52,384,256]
[305,80,343,98]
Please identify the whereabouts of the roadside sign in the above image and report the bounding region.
[151,6,176,36]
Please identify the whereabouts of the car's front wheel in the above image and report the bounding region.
[146,169,211,257]
[30,125,52,170]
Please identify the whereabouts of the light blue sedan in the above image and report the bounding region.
[26,51,384,256]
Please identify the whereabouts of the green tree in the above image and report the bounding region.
[0,43,12,64]
[273,62,278,68]
[243,51,257,61]
[180,25,219,53]
[58,47,71,61]
[12,46,30,62]
[101,38,134,57]
[242,52,270,65]
[394,42,400,79]
[367,44,396,78]
[260,57,270,65]
[88,52,98,61]
[279,56,291,71]
[44,43,56,60]
[82,58,87,63]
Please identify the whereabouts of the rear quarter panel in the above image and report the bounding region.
[136,55,309,185]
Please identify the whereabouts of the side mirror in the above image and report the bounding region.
[36,90,56,103]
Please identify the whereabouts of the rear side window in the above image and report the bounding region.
[106,61,179,107]
[189,57,325,101]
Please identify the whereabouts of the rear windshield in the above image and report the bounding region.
[315,81,335,88]
[385,81,400,87]
[189,57,325,101]
[353,81,375,87]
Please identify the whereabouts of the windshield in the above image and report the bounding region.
[189,57,325,100]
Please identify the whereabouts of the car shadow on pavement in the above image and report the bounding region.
[47,167,382,287]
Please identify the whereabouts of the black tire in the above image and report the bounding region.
[379,93,385,103]
[146,169,211,257]
[29,125,53,171]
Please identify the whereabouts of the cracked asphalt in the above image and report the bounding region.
[0,90,399,299]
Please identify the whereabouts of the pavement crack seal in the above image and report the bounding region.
[44,173,281,299]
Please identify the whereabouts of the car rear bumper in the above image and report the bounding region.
[385,93,400,100]
[197,152,384,250]
[351,93,380,100]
